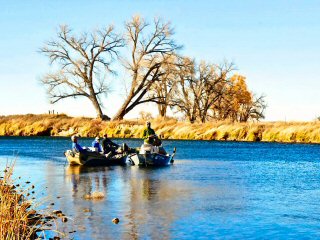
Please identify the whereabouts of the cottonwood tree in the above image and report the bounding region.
[211,74,266,122]
[242,94,267,121]
[40,25,124,120]
[211,74,251,121]
[112,15,180,120]
[196,61,234,123]
[171,59,234,123]
[150,54,179,117]
[169,57,199,123]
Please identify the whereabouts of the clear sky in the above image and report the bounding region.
[1,0,319,121]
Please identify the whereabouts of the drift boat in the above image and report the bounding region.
[64,150,127,166]
[128,144,176,167]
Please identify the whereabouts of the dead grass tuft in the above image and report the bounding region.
[1,114,320,143]
[0,160,67,239]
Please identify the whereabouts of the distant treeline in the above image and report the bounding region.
[40,15,266,122]
[1,114,320,143]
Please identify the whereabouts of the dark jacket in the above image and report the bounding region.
[102,138,119,154]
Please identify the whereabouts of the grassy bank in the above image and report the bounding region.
[0,161,67,239]
[0,114,320,143]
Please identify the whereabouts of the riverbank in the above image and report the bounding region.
[0,161,67,239]
[0,114,320,143]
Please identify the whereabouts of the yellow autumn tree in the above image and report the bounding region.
[212,74,266,122]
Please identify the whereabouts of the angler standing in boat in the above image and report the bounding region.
[71,135,87,153]
[91,136,102,152]
[128,121,174,166]
[142,121,161,146]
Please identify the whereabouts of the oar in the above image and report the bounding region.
[63,151,68,167]
[170,147,176,164]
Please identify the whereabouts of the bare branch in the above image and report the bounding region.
[40,24,124,119]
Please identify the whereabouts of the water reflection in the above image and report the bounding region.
[126,169,179,240]
[65,166,111,197]
[64,166,192,239]
[4,137,320,239]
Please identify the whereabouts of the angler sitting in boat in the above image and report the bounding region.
[71,135,88,153]
[102,134,119,154]
[91,136,103,153]
[66,135,128,166]
[102,133,132,157]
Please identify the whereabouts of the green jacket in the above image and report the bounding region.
[142,127,155,140]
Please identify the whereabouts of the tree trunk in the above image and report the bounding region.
[112,92,134,120]
[90,96,109,120]
[201,108,208,123]
[158,104,167,117]
[188,116,196,123]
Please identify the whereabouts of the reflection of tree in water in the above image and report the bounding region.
[64,166,115,239]
[55,165,194,239]
[142,178,160,201]
[124,168,192,240]
[66,166,109,198]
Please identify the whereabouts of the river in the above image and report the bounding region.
[1,136,320,239]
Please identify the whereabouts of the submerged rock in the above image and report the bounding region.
[112,218,120,224]
[84,191,105,200]
[52,210,62,215]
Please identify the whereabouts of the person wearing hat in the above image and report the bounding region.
[101,133,119,155]
[71,135,87,153]
[91,136,102,152]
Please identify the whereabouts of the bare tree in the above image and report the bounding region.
[171,59,234,123]
[197,61,234,123]
[40,25,124,120]
[150,55,179,117]
[244,94,267,121]
[170,57,198,123]
[112,15,180,120]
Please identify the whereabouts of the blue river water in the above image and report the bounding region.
[1,136,320,239]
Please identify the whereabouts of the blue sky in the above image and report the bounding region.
[0,0,319,121]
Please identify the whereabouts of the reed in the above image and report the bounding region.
[1,114,320,143]
[0,160,65,239]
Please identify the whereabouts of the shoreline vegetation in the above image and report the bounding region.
[0,161,68,239]
[0,114,320,143]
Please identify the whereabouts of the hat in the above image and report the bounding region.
[71,135,78,141]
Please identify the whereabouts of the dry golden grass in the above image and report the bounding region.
[0,160,66,239]
[1,114,320,143]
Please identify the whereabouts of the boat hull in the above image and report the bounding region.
[65,150,127,166]
[129,153,173,166]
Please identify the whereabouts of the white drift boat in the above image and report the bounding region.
[128,144,176,167]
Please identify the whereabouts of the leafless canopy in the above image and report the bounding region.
[40,25,124,119]
[112,15,181,120]
[171,58,235,123]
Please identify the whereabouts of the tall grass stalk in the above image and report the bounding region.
[1,114,320,143]
[0,160,64,239]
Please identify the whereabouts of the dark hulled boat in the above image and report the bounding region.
[64,150,127,166]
